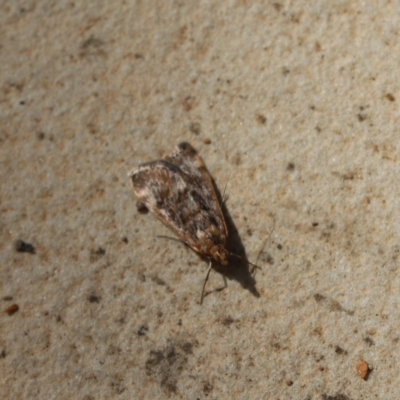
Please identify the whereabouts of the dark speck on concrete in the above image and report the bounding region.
[14,239,36,254]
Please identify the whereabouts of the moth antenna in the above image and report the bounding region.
[200,261,213,305]
[230,252,261,270]
[251,219,276,272]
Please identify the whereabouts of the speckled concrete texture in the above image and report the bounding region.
[1,1,400,399]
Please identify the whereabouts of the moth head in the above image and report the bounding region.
[211,245,229,266]
[177,142,196,154]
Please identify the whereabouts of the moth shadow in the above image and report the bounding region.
[203,186,261,301]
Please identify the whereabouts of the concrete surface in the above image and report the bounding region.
[1,1,400,399]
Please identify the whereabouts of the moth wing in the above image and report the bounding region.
[129,154,227,253]
[164,142,228,242]
[164,142,228,235]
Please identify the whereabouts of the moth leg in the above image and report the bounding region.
[156,235,186,245]
[221,274,227,290]
[215,274,228,294]
[200,261,213,305]
[221,173,231,203]
[230,252,261,273]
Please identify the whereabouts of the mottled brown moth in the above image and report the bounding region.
[128,142,252,303]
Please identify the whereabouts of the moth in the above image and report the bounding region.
[128,142,253,303]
